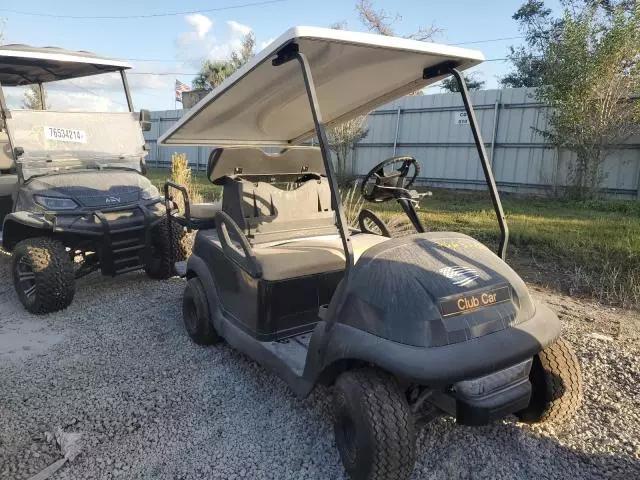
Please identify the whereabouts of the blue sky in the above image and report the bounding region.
[0,0,563,110]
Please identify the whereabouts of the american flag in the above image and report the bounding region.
[175,79,191,103]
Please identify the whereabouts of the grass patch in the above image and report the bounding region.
[148,167,221,202]
[148,168,640,308]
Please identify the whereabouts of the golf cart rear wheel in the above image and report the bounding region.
[517,338,583,425]
[11,237,75,314]
[183,277,221,345]
[333,368,416,480]
[144,219,184,279]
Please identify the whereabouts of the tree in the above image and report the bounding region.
[501,0,637,88]
[327,116,369,184]
[23,85,48,110]
[355,0,441,40]
[193,32,255,90]
[441,73,486,92]
[537,6,640,198]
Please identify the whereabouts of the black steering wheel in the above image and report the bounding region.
[360,156,420,202]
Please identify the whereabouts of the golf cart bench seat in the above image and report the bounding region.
[205,146,337,244]
[189,201,222,219]
[252,233,386,281]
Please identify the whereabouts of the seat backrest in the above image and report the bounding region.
[222,176,338,244]
[0,130,15,171]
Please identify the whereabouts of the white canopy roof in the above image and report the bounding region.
[159,26,484,147]
[0,44,131,86]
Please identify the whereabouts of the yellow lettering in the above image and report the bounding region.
[457,298,466,310]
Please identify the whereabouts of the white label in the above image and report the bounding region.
[44,126,87,143]
[453,111,469,125]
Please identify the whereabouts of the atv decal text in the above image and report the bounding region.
[44,126,87,143]
[105,196,121,203]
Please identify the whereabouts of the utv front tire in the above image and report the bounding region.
[144,219,183,279]
[183,277,221,345]
[12,237,75,314]
[333,368,416,480]
[517,338,583,425]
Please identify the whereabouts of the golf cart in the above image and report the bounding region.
[0,45,180,314]
[161,27,582,480]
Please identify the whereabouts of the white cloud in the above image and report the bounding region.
[177,14,214,47]
[188,14,213,39]
[227,20,252,37]
[259,38,275,52]
[174,16,253,69]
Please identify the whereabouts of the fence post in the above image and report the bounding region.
[489,93,501,165]
[392,106,402,156]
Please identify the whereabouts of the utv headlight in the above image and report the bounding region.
[140,185,160,200]
[34,195,79,210]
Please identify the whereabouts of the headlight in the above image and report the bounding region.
[34,195,79,210]
[140,185,160,200]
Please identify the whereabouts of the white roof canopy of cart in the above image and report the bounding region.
[159,26,484,147]
[0,44,131,86]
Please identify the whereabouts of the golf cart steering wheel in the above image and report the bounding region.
[360,156,420,202]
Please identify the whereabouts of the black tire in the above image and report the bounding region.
[12,237,75,314]
[182,277,221,345]
[517,338,583,425]
[144,219,183,279]
[333,368,416,480]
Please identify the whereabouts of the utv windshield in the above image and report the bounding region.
[2,72,146,180]
[6,110,145,180]
[2,71,130,112]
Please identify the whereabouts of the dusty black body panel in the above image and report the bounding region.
[192,228,342,341]
[188,228,561,398]
[304,305,559,392]
[331,232,535,347]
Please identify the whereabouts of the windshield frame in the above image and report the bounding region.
[17,155,143,181]
[0,69,135,177]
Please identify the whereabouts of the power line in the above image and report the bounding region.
[0,0,286,19]
[451,36,522,46]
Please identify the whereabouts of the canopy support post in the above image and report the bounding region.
[37,82,46,110]
[451,68,509,260]
[120,70,134,113]
[273,43,354,273]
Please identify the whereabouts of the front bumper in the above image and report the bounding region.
[321,302,561,387]
[49,200,166,236]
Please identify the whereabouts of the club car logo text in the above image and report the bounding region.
[439,286,511,318]
[438,266,481,287]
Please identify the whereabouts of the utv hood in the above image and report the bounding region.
[25,170,154,208]
[336,232,536,348]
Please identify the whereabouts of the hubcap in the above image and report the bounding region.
[16,256,36,300]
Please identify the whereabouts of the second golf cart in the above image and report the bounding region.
[161,27,582,480]
[0,45,181,314]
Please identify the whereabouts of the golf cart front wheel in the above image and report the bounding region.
[11,237,75,314]
[517,338,583,425]
[333,368,416,480]
[182,277,221,345]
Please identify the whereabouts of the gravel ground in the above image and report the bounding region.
[0,251,639,480]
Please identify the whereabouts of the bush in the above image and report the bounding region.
[170,153,203,213]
